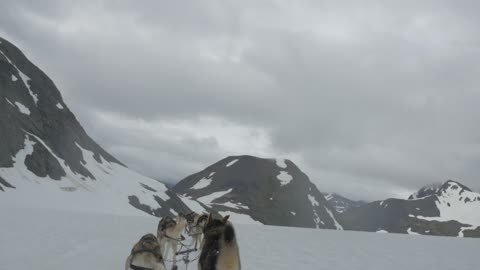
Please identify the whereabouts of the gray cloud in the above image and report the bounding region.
[2,0,480,200]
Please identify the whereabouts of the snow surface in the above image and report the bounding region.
[11,74,17,81]
[277,171,293,186]
[191,177,213,190]
[0,135,174,216]
[56,102,64,109]
[15,101,30,115]
[275,158,287,168]
[226,159,239,167]
[325,193,333,200]
[0,207,477,270]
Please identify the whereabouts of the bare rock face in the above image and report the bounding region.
[174,155,343,229]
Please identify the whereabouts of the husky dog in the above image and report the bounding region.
[198,214,240,270]
[125,233,166,270]
[186,212,209,250]
[157,213,188,266]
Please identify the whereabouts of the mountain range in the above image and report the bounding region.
[1,37,479,238]
[341,180,480,237]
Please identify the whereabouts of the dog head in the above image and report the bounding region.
[185,211,198,224]
[131,233,162,260]
[196,213,209,228]
[203,214,230,235]
[176,212,188,227]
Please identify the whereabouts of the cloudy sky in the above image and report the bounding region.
[2,0,480,200]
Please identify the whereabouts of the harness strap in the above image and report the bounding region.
[163,233,185,242]
[130,264,154,270]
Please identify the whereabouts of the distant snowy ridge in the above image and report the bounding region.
[341,180,480,238]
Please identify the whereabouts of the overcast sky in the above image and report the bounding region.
[2,0,480,200]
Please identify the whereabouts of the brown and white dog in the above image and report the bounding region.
[185,212,209,250]
[157,213,188,267]
[125,233,166,270]
[198,214,241,270]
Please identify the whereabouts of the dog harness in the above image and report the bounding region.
[129,234,163,270]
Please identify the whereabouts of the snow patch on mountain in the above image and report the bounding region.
[15,101,30,115]
[213,201,249,210]
[276,159,287,168]
[5,98,15,107]
[56,103,64,109]
[325,206,343,230]
[197,188,233,205]
[226,159,239,167]
[308,194,323,228]
[191,177,213,190]
[308,194,319,207]
[11,74,17,81]
[277,171,293,186]
[407,227,420,235]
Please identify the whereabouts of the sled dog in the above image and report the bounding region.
[157,213,188,266]
[186,212,209,250]
[198,214,240,270]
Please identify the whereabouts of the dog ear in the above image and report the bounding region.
[222,215,230,223]
[206,212,213,224]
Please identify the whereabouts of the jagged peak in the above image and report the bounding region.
[440,180,472,193]
[408,180,474,200]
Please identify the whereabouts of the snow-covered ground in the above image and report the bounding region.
[0,207,477,270]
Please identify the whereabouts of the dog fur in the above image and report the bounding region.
[198,214,240,270]
[157,213,188,266]
[125,233,166,270]
[186,212,209,250]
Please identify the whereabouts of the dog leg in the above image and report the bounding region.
[154,262,167,270]
[164,240,171,261]
[172,241,178,267]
